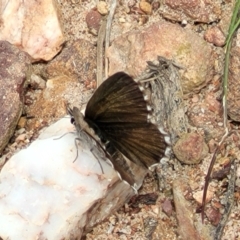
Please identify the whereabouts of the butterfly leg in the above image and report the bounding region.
[90,147,104,174]
[73,137,81,163]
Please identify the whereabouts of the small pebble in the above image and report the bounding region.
[30,74,46,89]
[193,190,214,204]
[139,1,152,15]
[119,17,126,23]
[151,205,159,215]
[97,1,108,15]
[16,134,27,143]
[205,207,221,226]
[191,94,199,103]
[86,10,102,34]
[16,128,26,135]
[152,1,160,11]
[128,0,136,8]
[162,199,173,217]
[181,19,188,26]
[17,117,27,129]
[138,16,148,25]
[173,133,208,164]
[204,26,226,47]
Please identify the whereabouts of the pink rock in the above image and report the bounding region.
[173,133,208,164]
[205,207,221,226]
[0,41,31,154]
[193,189,214,205]
[0,0,65,61]
[162,198,173,217]
[107,22,213,94]
[173,179,202,240]
[86,9,102,34]
[205,93,222,114]
[204,26,226,47]
[188,98,225,140]
[162,0,221,23]
[227,30,240,121]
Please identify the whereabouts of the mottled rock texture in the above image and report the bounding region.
[107,22,214,94]
[0,41,31,154]
[0,0,64,61]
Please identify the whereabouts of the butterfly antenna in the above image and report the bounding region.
[53,132,75,140]
[66,103,73,116]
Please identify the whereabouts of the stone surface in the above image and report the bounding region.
[193,189,214,205]
[159,0,222,23]
[188,91,224,141]
[205,207,221,226]
[46,39,97,88]
[107,21,214,94]
[227,30,240,122]
[0,41,31,154]
[28,40,97,130]
[173,178,208,240]
[204,26,226,47]
[86,10,102,35]
[0,117,145,239]
[97,1,108,15]
[173,178,213,240]
[16,117,27,129]
[173,133,208,164]
[161,198,173,217]
[29,74,46,90]
[25,75,82,130]
[0,0,64,61]
[139,1,152,15]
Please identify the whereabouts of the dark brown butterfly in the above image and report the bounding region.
[69,72,168,186]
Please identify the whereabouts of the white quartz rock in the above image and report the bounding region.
[0,0,64,61]
[0,117,145,239]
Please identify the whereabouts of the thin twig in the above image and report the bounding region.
[201,131,228,222]
[96,16,107,87]
[214,160,236,240]
[104,0,117,78]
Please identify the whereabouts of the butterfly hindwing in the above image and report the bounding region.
[97,122,166,168]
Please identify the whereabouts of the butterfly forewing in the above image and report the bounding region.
[85,72,149,122]
[84,72,167,169]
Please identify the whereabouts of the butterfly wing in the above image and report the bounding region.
[85,72,149,123]
[69,106,137,186]
[97,122,166,168]
[85,72,167,169]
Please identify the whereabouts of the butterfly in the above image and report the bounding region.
[68,72,168,186]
